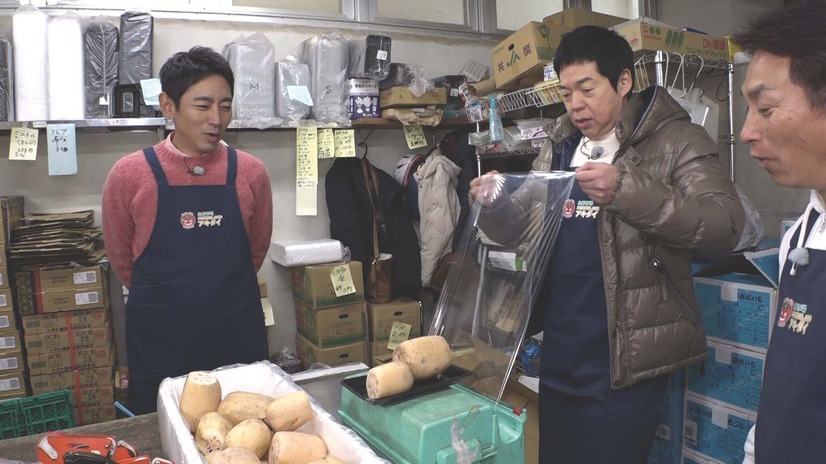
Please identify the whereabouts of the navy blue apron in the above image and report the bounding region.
[538,156,666,463]
[756,209,826,462]
[125,146,268,415]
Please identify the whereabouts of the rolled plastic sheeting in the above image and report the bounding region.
[299,33,348,125]
[275,57,311,122]
[347,35,391,80]
[0,38,14,122]
[270,239,345,267]
[13,4,48,121]
[84,21,119,119]
[48,13,85,121]
[118,11,153,85]
[223,33,276,122]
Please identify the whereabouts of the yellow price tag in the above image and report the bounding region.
[330,264,357,297]
[334,130,356,157]
[9,127,39,161]
[386,321,412,351]
[317,128,335,159]
[403,124,428,149]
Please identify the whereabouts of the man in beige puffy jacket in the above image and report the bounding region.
[471,26,744,463]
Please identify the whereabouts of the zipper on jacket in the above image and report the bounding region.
[652,258,699,326]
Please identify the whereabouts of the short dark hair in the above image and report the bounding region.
[733,0,826,111]
[159,46,235,107]
[553,25,635,96]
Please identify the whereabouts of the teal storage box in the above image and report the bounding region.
[682,394,755,463]
[648,436,680,464]
[656,369,685,444]
[682,448,725,463]
[339,381,526,464]
[686,340,765,414]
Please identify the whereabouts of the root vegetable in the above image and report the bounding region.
[180,371,222,432]
[392,335,452,380]
[265,391,314,431]
[225,419,273,459]
[196,411,233,455]
[268,431,327,464]
[307,457,344,464]
[218,391,275,425]
[366,362,414,399]
[204,447,260,464]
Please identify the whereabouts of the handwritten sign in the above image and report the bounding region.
[386,321,413,351]
[296,127,318,216]
[47,123,78,176]
[9,127,39,161]
[330,264,357,297]
[317,128,334,159]
[334,130,356,158]
[404,124,428,149]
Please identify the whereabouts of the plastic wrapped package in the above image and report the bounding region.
[118,11,153,85]
[378,63,416,90]
[12,4,48,121]
[0,37,13,122]
[299,33,349,125]
[157,361,387,464]
[275,56,311,122]
[84,20,119,119]
[347,35,391,80]
[270,238,346,267]
[48,12,85,120]
[429,172,575,401]
[223,33,280,128]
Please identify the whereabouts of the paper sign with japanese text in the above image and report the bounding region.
[404,124,428,149]
[9,127,39,161]
[330,264,357,297]
[386,322,413,351]
[47,123,78,176]
[334,130,356,158]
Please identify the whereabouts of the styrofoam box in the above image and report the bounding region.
[682,394,755,463]
[682,448,725,463]
[656,369,685,445]
[694,275,776,352]
[158,361,387,464]
[270,238,345,267]
[686,340,765,414]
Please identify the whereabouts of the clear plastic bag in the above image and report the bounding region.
[299,33,349,125]
[223,32,281,128]
[118,11,153,85]
[275,56,311,122]
[734,186,765,251]
[83,19,119,119]
[347,34,391,80]
[430,172,575,401]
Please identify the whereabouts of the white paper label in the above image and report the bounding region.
[73,271,97,285]
[0,315,8,329]
[376,50,388,60]
[0,294,6,307]
[450,88,459,97]
[715,344,734,364]
[684,420,698,445]
[0,357,18,370]
[287,86,314,106]
[721,282,738,301]
[711,406,728,428]
[75,292,100,305]
[0,336,15,349]
[0,377,20,392]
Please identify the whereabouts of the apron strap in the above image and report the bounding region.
[225,146,238,185]
[142,147,168,186]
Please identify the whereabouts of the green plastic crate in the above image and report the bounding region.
[19,390,75,435]
[0,398,22,439]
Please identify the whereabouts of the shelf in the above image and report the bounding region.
[476,147,541,160]
[0,118,166,131]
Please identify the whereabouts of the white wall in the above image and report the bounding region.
[0,15,497,363]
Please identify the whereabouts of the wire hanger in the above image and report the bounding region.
[357,127,375,159]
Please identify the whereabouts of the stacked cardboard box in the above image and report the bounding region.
[19,265,115,426]
[291,261,368,367]
[648,370,686,464]
[366,299,421,366]
[0,197,25,401]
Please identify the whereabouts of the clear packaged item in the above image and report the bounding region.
[83,20,119,119]
[299,33,349,125]
[48,12,85,120]
[13,4,48,121]
[430,172,576,401]
[118,11,153,85]
[275,56,311,123]
[269,238,345,267]
[347,34,391,80]
[378,62,417,90]
[0,37,14,122]
[488,95,504,142]
[223,33,278,127]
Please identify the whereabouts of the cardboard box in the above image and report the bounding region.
[15,285,107,315]
[0,244,5,265]
[0,308,16,331]
[542,8,627,43]
[75,404,116,426]
[291,261,364,309]
[0,350,24,374]
[0,196,24,245]
[648,437,680,464]
[27,344,114,376]
[14,265,105,294]
[30,366,114,394]
[371,352,393,367]
[379,86,447,108]
[682,394,755,463]
[295,334,367,368]
[681,448,724,463]
[368,341,394,360]
[22,307,111,335]
[686,340,764,414]
[693,248,778,352]
[0,266,8,289]
[0,289,10,312]
[367,299,421,341]
[656,369,685,445]
[612,18,729,61]
[0,330,21,352]
[492,22,556,89]
[24,326,113,356]
[0,371,26,397]
[294,299,366,348]
[71,385,114,408]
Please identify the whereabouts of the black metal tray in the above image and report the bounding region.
[341,365,471,406]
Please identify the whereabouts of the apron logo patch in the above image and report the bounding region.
[197,211,223,227]
[575,200,600,219]
[778,297,812,334]
[180,212,196,230]
[563,199,575,218]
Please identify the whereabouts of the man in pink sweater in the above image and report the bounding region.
[102,47,273,415]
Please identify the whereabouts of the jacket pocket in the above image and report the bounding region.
[652,258,699,326]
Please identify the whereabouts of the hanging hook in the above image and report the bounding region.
[687,55,705,93]
[670,53,687,97]
[357,127,375,158]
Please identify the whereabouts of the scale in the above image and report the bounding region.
[339,173,576,464]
